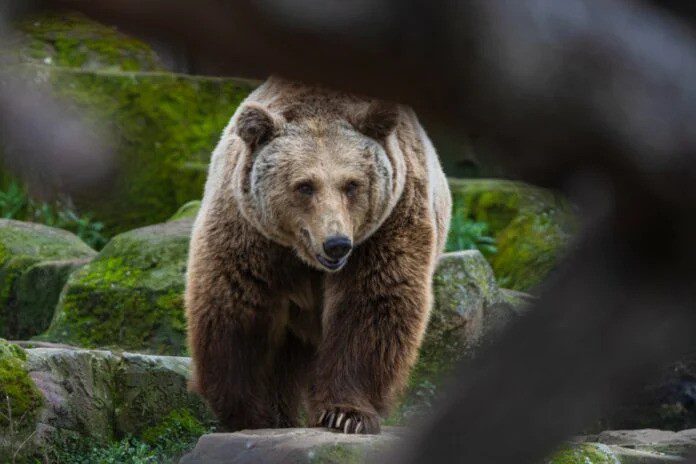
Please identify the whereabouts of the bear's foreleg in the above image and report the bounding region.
[186,252,290,431]
[310,218,435,434]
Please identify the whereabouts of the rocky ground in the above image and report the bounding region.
[0,214,533,460]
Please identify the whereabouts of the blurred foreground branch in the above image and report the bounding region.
[8,0,696,463]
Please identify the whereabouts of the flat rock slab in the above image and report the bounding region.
[180,427,405,464]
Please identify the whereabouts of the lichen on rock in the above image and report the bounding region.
[39,219,192,354]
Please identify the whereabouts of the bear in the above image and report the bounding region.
[185,77,451,434]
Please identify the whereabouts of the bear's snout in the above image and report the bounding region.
[323,235,352,260]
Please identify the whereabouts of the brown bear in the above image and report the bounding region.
[185,77,451,434]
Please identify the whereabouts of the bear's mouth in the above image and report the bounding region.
[316,254,348,271]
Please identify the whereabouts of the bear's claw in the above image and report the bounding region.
[315,408,379,434]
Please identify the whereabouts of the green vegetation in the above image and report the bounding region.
[48,409,210,464]
[547,444,620,464]
[445,205,498,256]
[309,444,363,464]
[168,200,201,222]
[0,340,43,462]
[0,181,107,249]
[449,179,576,291]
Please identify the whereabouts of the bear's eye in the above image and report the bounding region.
[344,181,360,197]
[296,182,315,196]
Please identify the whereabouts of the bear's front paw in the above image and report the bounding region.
[315,407,380,434]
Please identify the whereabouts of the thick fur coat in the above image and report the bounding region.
[185,77,451,434]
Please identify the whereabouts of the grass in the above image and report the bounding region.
[46,409,211,464]
[0,182,107,249]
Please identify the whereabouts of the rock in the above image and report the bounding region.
[180,427,405,464]
[0,63,255,236]
[0,220,95,339]
[181,429,694,464]
[39,219,192,354]
[394,250,531,422]
[26,347,117,444]
[449,178,576,291]
[0,342,211,460]
[549,443,683,464]
[169,200,202,222]
[0,340,43,462]
[3,12,164,71]
[114,352,211,436]
[595,429,696,457]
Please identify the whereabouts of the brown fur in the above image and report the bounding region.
[185,77,451,434]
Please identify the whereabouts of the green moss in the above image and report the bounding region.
[448,178,576,291]
[39,220,191,354]
[1,64,254,235]
[548,444,620,464]
[140,409,206,446]
[491,212,572,291]
[14,259,88,339]
[168,200,202,222]
[0,340,42,442]
[309,444,363,464]
[9,12,164,71]
[0,220,95,338]
[48,408,209,463]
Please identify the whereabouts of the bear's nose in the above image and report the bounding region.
[323,235,352,260]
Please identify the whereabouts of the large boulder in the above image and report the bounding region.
[180,428,404,464]
[393,250,532,422]
[1,12,256,237]
[39,219,192,354]
[0,220,95,339]
[181,427,692,464]
[3,12,164,72]
[0,341,211,461]
[448,178,576,291]
[0,63,255,236]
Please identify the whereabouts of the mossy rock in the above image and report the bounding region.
[180,428,403,464]
[448,178,577,291]
[0,220,95,339]
[39,219,192,354]
[3,12,164,71]
[169,200,202,222]
[140,408,207,447]
[114,353,213,436]
[26,347,118,445]
[548,444,621,464]
[19,347,211,460]
[0,63,254,236]
[391,251,529,424]
[0,340,43,462]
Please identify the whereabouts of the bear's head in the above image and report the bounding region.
[233,101,405,272]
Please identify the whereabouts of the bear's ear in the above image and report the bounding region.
[354,101,400,140]
[235,104,277,148]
